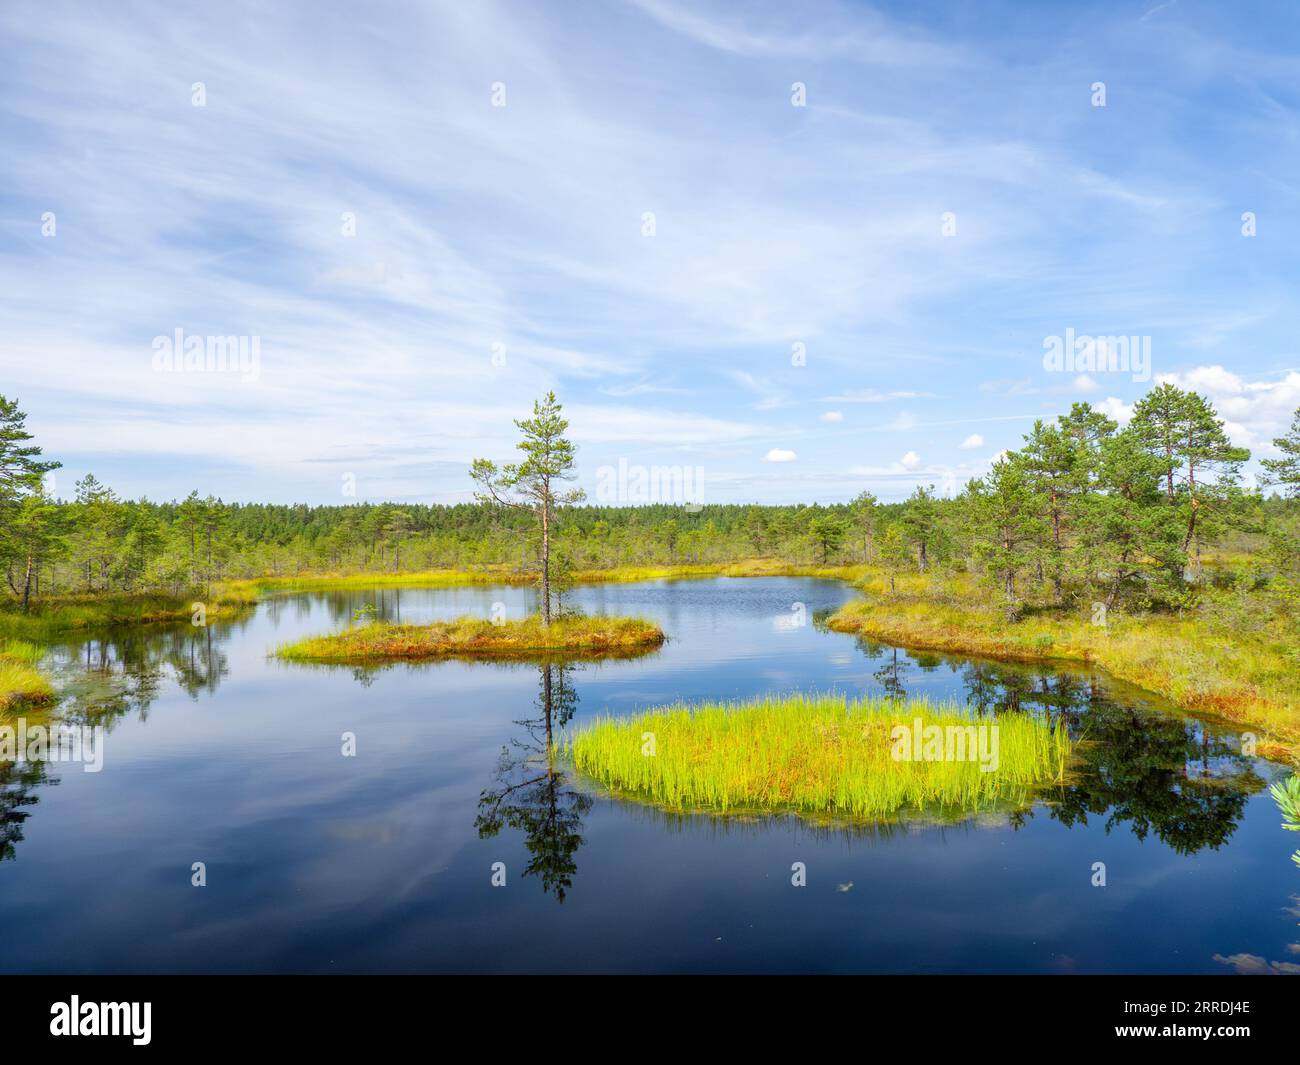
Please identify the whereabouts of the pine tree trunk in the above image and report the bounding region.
[541,491,552,626]
[1183,464,1199,553]
[21,552,33,612]
[1050,495,1063,600]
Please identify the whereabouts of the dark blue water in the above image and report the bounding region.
[2,577,1296,974]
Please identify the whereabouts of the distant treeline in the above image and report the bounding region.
[1,385,1299,614]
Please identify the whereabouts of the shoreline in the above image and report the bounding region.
[3,562,1295,762]
[827,591,1298,763]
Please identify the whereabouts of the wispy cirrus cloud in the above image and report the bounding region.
[2,0,1297,503]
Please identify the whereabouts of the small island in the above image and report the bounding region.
[567,693,1070,820]
[275,614,666,663]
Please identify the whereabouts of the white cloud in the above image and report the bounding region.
[900,450,922,470]
[1096,397,1134,425]
[726,370,787,410]
[627,0,969,67]
[822,389,937,404]
[1154,367,1300,450]
[959,433,984,450]
[0,4,1289,506]
[1072,374,1099,393]
[765,448,797,463]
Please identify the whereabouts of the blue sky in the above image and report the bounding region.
[2,0,1299,505]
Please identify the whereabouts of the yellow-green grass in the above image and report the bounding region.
[275,614,666,663]
[566,692,1070,820]
[0,639,53,709]
[0,587,257,640]
[828,572,1300,762]
[238,559,867,595]
[1,561,857,635]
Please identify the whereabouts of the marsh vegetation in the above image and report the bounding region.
[275,614,665,663]
[567,692,1070,820]
[0,386,1297,762]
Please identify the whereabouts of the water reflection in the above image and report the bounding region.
[49,621,237,722]
[0,758,48,863]
[873,644,909,702]
[853,639,1265,853]
[475,662,591,902]
[1051,703,1260,853]
[0,595,1273,878]
[0,621,237,862]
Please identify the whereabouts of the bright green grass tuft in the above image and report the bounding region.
[0,639,44,665]
[1272,774,1300,868]
[566,693,1070,820]
[0,640,53,709]
[275,614,665,663]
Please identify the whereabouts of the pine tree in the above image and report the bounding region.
[1021,403,1117,601]
[876,523,910,593]
[808,515,847,563]
[850,491,878,561]
[1130,384,1249,566]
[198,496,230,590]
[964,457,1044,610]
[73,473,123,592]
[899,485,939,573]
[0,395,59,504]
[6,490,65,610]
[382,508,415,571]
[1261,407,1300,498]
[1176,391,1249,557]
[175,490,205,585]
[1130,382,1187,505]
[0,396,60,606]
[118,502,166,590]
[471,393,584,625]
[1077,428,1183,610]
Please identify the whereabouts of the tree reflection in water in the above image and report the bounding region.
[952,658,1263,853]
[0,620,237,863]
[475,661,591,902]
[0,617,1271,871]
[0,758,48,863]
[52,621,236,722]
[857,644,1265,854]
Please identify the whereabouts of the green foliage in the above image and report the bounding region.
[0,390,1293,652]
[471,393,585,623]
[1271,774,1300,867]
[1261,409,1300,498]
[874,523,912,592]
[0,396,63,610]
[0,637,52,707]
[850,491,878,561]
[567,692,1069,820]
[276,614,664,663]
[808,514,847,563]
[899,485,940,572]
[1130,383,1250,556]
[963,454,1044,608]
